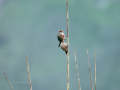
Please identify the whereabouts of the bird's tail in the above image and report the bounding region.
[65,50,68,54]
[58,42,61,47]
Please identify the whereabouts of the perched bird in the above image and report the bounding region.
[57,31,65,47]
[60,41,68,54]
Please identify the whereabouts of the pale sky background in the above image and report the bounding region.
[0,0,120,90]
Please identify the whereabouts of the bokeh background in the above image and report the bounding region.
[0,0,120,90]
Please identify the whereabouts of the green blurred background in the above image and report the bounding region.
[0,0,120,90]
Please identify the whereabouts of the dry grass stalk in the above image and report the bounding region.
[86,48,93,90]
[66,0,69,90]
[26,55,32,90]
[95,50,96,90]
[74,50,81,90]
[3,70,13,90]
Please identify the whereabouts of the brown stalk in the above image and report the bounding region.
[86,48,93,90]
[26,55,32,90]
[66,0,69,90]
[95,50,96,90]
[3,70,13,90]
[74,50,81,90]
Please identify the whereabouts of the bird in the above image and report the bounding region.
[57,31,65,47]
[60,41,68,54]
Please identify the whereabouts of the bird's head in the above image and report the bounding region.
[61,41,65,43]
[59,31,63,33]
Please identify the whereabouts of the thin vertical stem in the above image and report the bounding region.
[26,55,32,90]
[95,50,96,90]
[66,0,69,90]
[86,48,93,90]
[3,70,13,90]
[74,51,81,90]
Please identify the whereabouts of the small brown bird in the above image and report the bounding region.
[57,31,65,47]
[60,41,68,54]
